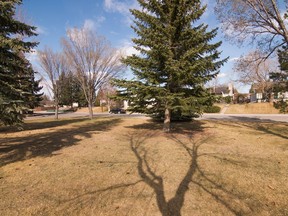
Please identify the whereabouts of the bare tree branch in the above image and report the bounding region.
[62,28,125,119]
[38,48,66,119]
[215,0,288,59]
[233,50,279,93]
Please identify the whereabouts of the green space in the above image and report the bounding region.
[1,117,287,215]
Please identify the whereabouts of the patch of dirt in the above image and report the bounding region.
[0,118,287,215]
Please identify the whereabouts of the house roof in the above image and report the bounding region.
[214,86,229,94]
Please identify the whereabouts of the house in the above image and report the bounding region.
[274,92,288,101]
[210,83,235,100]
[249,82,288,102]
[249,82,270,102]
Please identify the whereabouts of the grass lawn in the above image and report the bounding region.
[0,117,287,215]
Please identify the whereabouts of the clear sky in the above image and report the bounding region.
[22,0,251,93]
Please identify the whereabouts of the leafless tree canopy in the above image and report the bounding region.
[215,0,288,58]
[233,50,278,92]
[38,48,67,119]
[62,27,125,119]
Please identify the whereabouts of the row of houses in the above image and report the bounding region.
[115,83,288,110]
[89,82,288,110]
[212,83,288,103]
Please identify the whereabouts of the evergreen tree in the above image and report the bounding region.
[58,72,74,106]
[271,47,288,86]
[114,0,227,131]
[0,0,41,126]
[58,72,87,107]
[270,46,288,113]
[17,52,43,109]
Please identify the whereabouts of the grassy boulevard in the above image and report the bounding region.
[0,117,287,215]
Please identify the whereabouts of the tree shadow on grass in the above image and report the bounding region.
[207,115,287,124]
[129,131,197,216]
[0,118,122,167]
[126,119,207,135]
[127,127,254,216]
[23,118,90,131]
[230,116,288,136]
[213,119,288,141]
[237,121,288,151]
[53,120,256,215]
[254,124,288,140]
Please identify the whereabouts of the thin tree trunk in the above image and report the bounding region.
[88,101,93,119]
[269,92,274,103]
[55,102,59,120]
[107,99,111,112]
[163,108,171,132]
[54,88,59,120]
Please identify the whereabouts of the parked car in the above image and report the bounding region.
[109,108,126,114]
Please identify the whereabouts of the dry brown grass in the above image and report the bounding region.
[225,103,280,114]
[0,117,287,215]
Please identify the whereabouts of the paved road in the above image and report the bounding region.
[25,111,149,120]
[199,113,288,123]
[26,111,288,123]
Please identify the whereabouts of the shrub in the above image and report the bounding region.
[273,99,288,113]
[203,105,221,113]
[224,96,232,104]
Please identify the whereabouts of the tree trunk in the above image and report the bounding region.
[88,101,93,119]
[269,92,274,104]
[107,99,111,112]
[163,108,171,132]
[55,100,59,120]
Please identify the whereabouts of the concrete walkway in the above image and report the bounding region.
[220,104,229,114]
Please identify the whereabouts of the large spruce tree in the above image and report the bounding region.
[0,0,42,126]
[114,0,227,131]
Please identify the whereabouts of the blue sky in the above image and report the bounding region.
[22,0,251,92]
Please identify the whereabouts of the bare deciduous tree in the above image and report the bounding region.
[98,83,117,112]
[233,50,278,94]
[62,28,125,119]
[215,0,288,59]
[38,48,67,119]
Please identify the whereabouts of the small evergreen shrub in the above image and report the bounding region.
[203,105,221,113]
[224,96,232,104]
[273,99,288,113]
